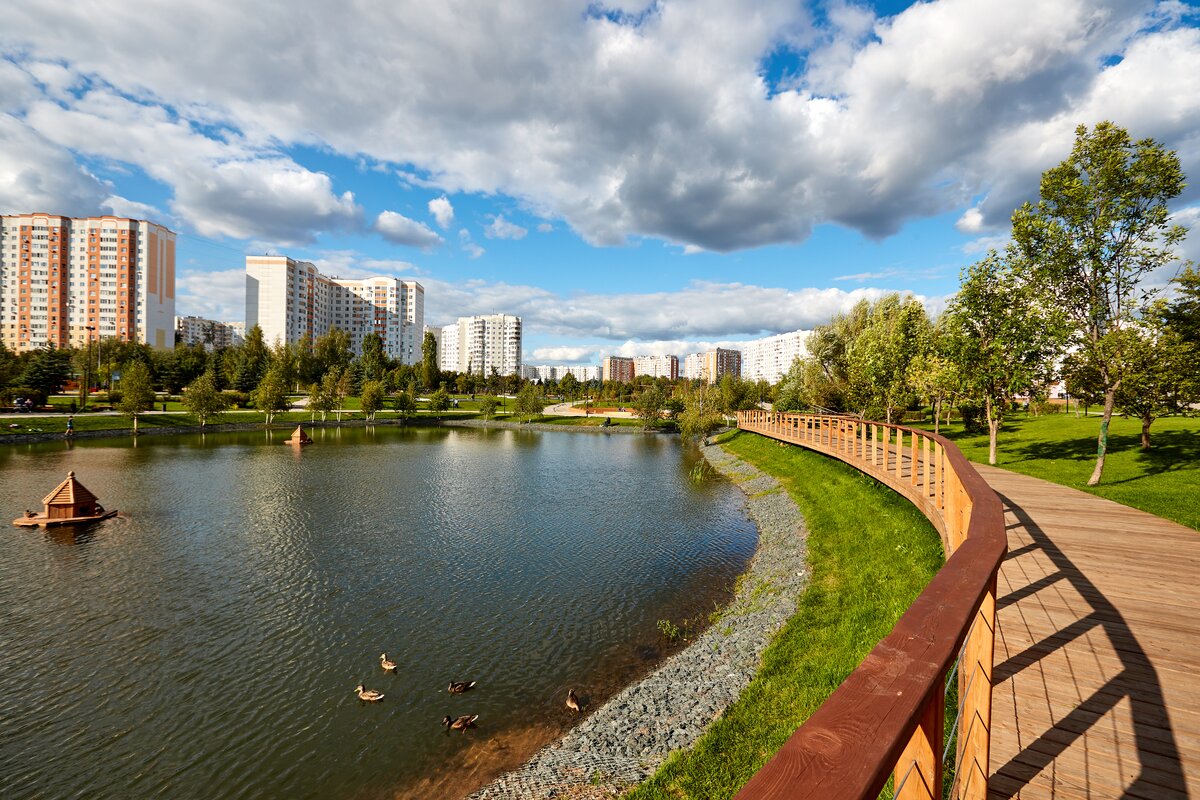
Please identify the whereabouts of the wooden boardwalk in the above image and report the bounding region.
[977,464,1200,799]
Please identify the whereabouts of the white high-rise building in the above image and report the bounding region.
[634,354,679,380]
[682,348,741,384]
[176,315,244,350]
[1,213,176,352]
[245,255,424,363]
[520,364,601,383]
[737,329,810,384]
[435,314,522,376]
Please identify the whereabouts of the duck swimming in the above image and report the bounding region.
[355,685,385,702]
[442,714,479,733]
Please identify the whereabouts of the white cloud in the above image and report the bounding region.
[374,210,443,249]
[531,346,598,363]
[102,195,166,222]
[0,113,109,216]
[311,250,422,280]
[955,207,986,234]
[485,215,528,240]
[428,195,454,228]
[176,267,247,321]
[537,222,553,233]
[2,0,1197,251]
[458,228,485,258]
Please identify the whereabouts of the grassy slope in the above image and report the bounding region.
[924,413,1200,531]
[627,432,943,799]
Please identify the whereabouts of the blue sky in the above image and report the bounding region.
[2,0,1198,364]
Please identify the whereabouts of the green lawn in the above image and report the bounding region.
[627,431,944,799]
[921,412,1200,531]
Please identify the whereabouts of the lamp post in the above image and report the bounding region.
[84,326,96,410]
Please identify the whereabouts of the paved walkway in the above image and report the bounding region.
[977,464,1200,799]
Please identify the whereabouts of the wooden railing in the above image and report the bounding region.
[733,411,1006,800]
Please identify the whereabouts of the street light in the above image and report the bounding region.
[84,326,96,409]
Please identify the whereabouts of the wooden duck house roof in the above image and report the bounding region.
[42,471,100,507]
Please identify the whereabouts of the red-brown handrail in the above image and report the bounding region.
[733,410,1006,800]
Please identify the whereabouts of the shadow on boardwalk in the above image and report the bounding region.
[986,475,1192,799]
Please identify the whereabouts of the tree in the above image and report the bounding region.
[230,324,269,392]
[182,371,230,428]
[1164,265,1200,345]
[678,384,724,441]
[319,367,351,422]
[633,384,666,430]
[308,381,334,422]
[19,347,72,398]
[252,365,290,424]
[393,388,417,421]
[1011,121,1188,485]
[906,351,961,435]
[117,361,155,433]
[1113,319,1199,449]
[559,371,579,399]
[845,294,932,422]
[514,383,545,422]
[0,340,19,390]
[478,393,499,419]
[360,379,385,422]
[359,333,389,383]
[314,327,352,378]
[421,331,440,391]
[943,251,1059,464]
[428,386,451,416]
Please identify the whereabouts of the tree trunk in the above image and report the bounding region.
[1087,388,1118,486]
[933,399,942,435]
[1141,414,1153,450]
[985,396,999,465]
[133,414,139,434]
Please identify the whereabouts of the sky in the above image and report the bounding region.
[2,0,1199,365]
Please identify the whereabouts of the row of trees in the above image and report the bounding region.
[774,122,1198,485]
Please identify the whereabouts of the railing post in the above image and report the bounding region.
[895,428,904,481]
[923,435,931,497]
[911,431,919,487]
[957,574,996,800]
[895,682,945,800]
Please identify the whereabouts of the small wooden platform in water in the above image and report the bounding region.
[13,509,118,527]
[11,470,117,528]
[979,464,1200,799]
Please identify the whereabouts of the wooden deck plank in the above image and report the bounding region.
[978,464,1200,799]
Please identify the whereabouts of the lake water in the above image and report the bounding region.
[0,426,756,799]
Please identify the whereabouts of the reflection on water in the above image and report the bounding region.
[0,426,756,800]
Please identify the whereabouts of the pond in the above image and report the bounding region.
[0,426,756,799]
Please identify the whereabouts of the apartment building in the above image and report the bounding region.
[601,355,635,383]
[245,255,424,362]
[633,354,679,380]
[683,348,742,384]
[175,315,245,350]
[0,213,175,352]
[436,314,522,376]
[521,364,601,383]
[737,329,810,384]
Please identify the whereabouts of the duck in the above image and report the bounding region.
[447,680,476,694]
[566,688,582,713]
[442,714,479,733]
[380,653,397,672]
[355,685,385,702]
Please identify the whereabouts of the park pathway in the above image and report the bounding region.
[976,464,1200,799]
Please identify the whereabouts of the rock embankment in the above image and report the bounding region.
[469,441,810,799]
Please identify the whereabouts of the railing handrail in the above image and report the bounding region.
[733,410,1006,800]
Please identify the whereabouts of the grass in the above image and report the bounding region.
[535,415,646,428]
[919,412,1200,531]
[626,431,944,800]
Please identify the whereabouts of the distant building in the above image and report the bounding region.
[245,255,423,363]
[1,213,176,352]
[683,348,742,384]
[634,354,679,380]
[175,316,244,350]
[601,355,635,383]
[435,314,522,376]
[737,329,810,384]
[521,364,601,383]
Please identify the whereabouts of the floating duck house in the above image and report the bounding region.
[13,471,117,527]
[285,425,313,446]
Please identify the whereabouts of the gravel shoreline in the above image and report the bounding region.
[467,440,810,799]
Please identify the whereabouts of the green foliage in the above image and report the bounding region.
[18,347,72,397]
[251,365,290,424]
[359,333,389,383]
[428,386,451,415]
[678,384,723,441]
[1164,265,1200,345]
[392,388,417,418]
[942,251,1061,464]
[421,331,440,391]
[845,294,932,422]
[559,371,579,398]
[116,361,156,432]
[633,384,667,429]
[1011,121,1188,485]
[0,340,19,389]
[1111,320,1199,448]
[230,324,269,392]
[314,327,353,376]
[905,350,960,435]
[182,371,230,427]
[478,393,499,419]
[359,379,385,421]
[514,383,545,421]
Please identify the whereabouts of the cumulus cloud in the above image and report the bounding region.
[2,0,1198,250]
[0,114,109,216]
[458,228,485,259]
[485,215,528,240]
[102,195,166,222]
[374,210,444,249]
[428,195,454,228]
[531,346,598,363]
[176,267,247,321]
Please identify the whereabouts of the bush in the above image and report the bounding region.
[222,390,251,409]
[958,403,987,434]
